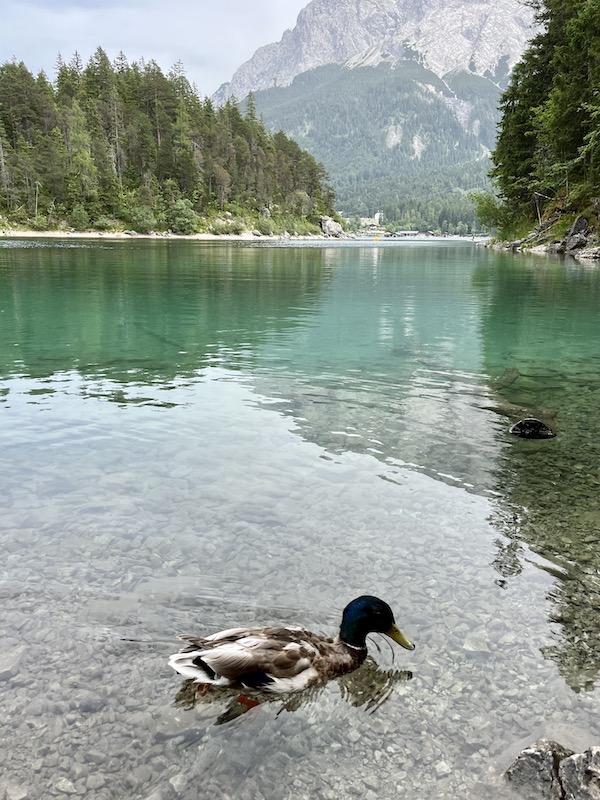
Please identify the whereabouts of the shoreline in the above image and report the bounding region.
[0,229,298,242]
[0,229,487,244]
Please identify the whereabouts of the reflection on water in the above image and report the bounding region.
[173,656,413,725]
[476,256,600,692]
[0,239,328,383]
[2,238,600,799]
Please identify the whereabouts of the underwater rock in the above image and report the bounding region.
[494,368,521,389]
[509,418,556,439]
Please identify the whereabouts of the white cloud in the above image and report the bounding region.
[0,0,307,96]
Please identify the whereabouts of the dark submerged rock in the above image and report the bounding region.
[509,418,556,439]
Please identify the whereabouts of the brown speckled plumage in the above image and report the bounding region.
[168,597,414,695]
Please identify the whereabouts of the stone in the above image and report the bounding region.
[169,773,188,793]
[0,646,24,681]
[6,784,29,800]
[565,233,588,251]
[575,247,600,261]
[55,778,78,795]
[86,774,106,791]
[559,747,600,800]
[463,631,491,652]
[435,760,452,777]
[561,216,592,252]
[363,774,380,791]
[509,418,556,439]
[505,739,573,799]
[567,215,589,237]
[320,216,344,237]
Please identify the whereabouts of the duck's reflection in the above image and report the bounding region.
[174,656,413,725]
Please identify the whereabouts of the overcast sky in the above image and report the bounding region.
[0,0,308,97]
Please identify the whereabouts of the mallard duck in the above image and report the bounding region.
[168,595,415,694]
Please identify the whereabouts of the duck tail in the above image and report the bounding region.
[168,651,219,684]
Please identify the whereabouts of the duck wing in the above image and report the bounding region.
[169,626,342,692]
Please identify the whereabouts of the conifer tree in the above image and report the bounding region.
[0,51,336,229]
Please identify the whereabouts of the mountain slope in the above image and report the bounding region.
[214,0,536,104]
[212,0,537,229]
[249,61,498,226]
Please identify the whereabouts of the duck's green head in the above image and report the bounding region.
[340,595,415,651]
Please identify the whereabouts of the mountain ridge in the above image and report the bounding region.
[214,0,537,105]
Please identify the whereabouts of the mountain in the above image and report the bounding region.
[212,0,538,230]
[214,0,536,104]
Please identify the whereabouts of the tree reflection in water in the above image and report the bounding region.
[489,374,600,693]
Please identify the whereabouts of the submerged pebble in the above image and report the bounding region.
[2,248,600,799]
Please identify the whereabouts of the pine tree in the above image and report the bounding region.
[0,51,336,229]
[490,0,600,222]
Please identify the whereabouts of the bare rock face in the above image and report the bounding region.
[320,216,344,237]
[506,741,600,800]
[213,0,537,104]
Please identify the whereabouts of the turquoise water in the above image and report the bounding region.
[1,237,599,799]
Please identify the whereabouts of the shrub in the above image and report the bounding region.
[69,203,90,231]
[165,199,198,235]
[93,216,117,231]
[129,205,156,234]
[256,217,274,236]
[31,215,49,231]
[210,220,244,235]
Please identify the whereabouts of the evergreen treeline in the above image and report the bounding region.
[250,62,501,233]
[0,49,335,234]
[480,0,600,234]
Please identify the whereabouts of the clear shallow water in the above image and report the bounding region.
[1,238,600,799]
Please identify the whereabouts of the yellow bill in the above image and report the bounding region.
[385,623,415,651]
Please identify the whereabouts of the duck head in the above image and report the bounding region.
[339,595,415,651]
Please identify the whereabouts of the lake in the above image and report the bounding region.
[1,237,599,799]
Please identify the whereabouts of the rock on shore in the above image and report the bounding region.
[501,213,599,261]
[506,739,600,799]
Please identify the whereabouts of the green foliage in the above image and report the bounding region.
[490,0,600,224]
[69,202,89,231]
[93,215,118,231]
[129,205,156,233]
[255,216,274,236]
[0,51,335,231]
[210,219,245,235]
[249,62,499,231]
[165,198,197,234]
[471,191,518,234]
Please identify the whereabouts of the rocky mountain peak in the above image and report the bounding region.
[213,0,537,104]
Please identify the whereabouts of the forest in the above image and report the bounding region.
[479,0,600,237]
[250,62,501,234]
[0,49,336,235]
